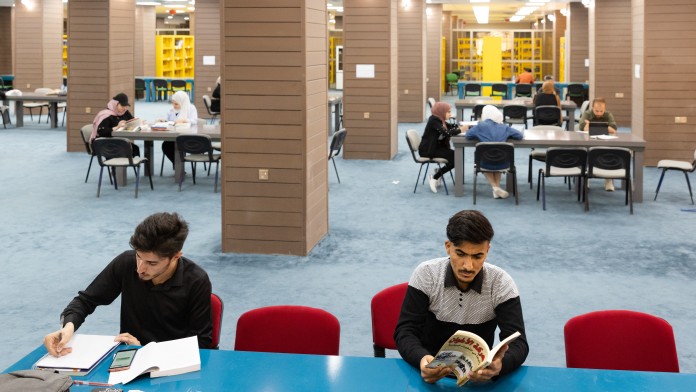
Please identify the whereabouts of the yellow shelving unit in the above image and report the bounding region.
[329,36,343,87]
[514,37,542,80]
[156,35,194,78]
[62,35,67,79]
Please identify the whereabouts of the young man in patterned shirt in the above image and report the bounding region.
[394,210,528,384]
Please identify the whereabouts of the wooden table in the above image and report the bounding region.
[451,127,647,202]
[2,93,66,128]
[455,97,578,131]
[113,124,221,185]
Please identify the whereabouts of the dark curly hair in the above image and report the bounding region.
[446,210,494,245]
[129,212,189,258]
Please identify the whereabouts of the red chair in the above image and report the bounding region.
[370,282,408,357]
[234,305,340,355]
[564,310,679,372]
[210,293,224,349]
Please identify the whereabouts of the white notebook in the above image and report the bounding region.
[35,334,120,376]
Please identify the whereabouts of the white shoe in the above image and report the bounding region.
[428,175,438,193]
[433,169,443,188]
[604,179,615,192]
[493,187,509,199]
[493,189,500,199]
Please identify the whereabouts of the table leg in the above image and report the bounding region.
[14,101,23,127]
[174,144,184,184]
[50,102,58,128]
[566,108,576,131]
[457,107,464,123]
[143,140,154,177]
[115,167,127,186]
[455,145,465,197]
[633,150,644,203]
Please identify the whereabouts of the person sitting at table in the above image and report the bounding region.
[419,101,462,193]
[161,91,199,169]
[533,80,562,125]
[515,68,534,84]
[463,105,524,199]
[579,97,619,191]
[394,210,529,385]
[210,76,221,113]
[90,93,140,157]
[43,212,213,356]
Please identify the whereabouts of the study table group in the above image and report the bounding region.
[5,344,696,390]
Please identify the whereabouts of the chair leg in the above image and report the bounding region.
[440,164,448,195]
[85,155,95,183]
[528,153,533,189]
[191,162,197,184]
[148,165,154,190]
[684,171,695,204]
[473,170,478,205]
[414,164,425,193]
[422,163,430,185]
[584,177,590,212]
[96,167,104,197]
[332,157,341,184]
[513,170,519,205]
[134,166,140,198]
[112,167,118,190]
[629,178,633,214]
[540,171,546,210]
[61,108,66,126]
[160,153,166,176]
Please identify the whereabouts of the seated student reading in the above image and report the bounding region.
[579,97,619,191]
[394,210,529,385]
[419,101,462,194]
[90,93,140,157]
[43,212,213,356]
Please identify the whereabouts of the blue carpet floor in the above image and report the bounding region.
[1,99,695,374]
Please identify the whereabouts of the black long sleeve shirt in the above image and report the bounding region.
[394,258,529,377]
[61,250,213,348]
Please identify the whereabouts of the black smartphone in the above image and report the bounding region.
[108,348,137,372]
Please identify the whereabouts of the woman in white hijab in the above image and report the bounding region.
[161,91,199,169]
[463,105,524,199]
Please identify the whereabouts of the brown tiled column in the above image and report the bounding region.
[13,0,62,92]
[397,0,425,122]
[343,0,398,160]
[633,0,696,164]
[568,3,588,84]
[135,6,156,77]
[65,0,135,152]
[0,7,12,74]
[426,4,443,102]
[193,0,220,117]
[588,0,631,127]
[220,0,328,255]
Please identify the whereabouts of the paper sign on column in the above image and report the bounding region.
[356,64,375,78]
[108,336,201,385]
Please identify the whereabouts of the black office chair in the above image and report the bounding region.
[80,124,112,184]
[533,105,562,126]
[491,83,508,99]
[473,142,518,205]
[585,147,633,214]
[503,105,528,129]
[92,138,153,198]
[170,79,189,95]
[152,79,169,101]
[134,78,146,101]
[464,83,481,97]
[565,83,587,106]
[470,104,486,121]
[176,134,222,192]
[537,147,587,210]
[329,128,348,183]
[514,83,533,98]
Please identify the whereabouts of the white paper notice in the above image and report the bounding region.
[203,56,215,66]
[356,64,375,79]
[635,64,641,79]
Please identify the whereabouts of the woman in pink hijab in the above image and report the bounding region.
[419,101,461,193]
[90,93,139,156]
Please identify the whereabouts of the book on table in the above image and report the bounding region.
[107,336,201,385]
[426,330,521,387]
[34,334,120,376]
[115,117,142,132]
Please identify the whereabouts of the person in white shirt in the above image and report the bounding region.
[161,91,199,170]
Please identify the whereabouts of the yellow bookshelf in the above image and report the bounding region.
[329,36,343,87]
[62,35,67,79]
[156,35,194,78]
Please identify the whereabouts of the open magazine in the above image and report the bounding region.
[426,330,521,387]
[115,117,142,132]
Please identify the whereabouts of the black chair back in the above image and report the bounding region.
[92,138,134,166]
[135,78,145,90]
[464,83,481,96]
[534,105,562,126]
[546,148,587,172]
[491,83,507,98]
[515,83,532,97]
[170,79,187,90]
[587,147,631,177]
[503,105,528,122]
[471,104,486,120]
[177,134,214,157]
[329,128,347,159]
[475,142,515,171]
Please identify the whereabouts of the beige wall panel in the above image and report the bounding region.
[225,52,304,66]
[227,95,304,111]
[568,3,588,83]
[226,211,303,227]
[226,183,304,199]
[224,8,301,22]
[223,124,304,139]
[229,81,303,95]
[225,66,303,81]
[227,153,304,168]
[228,139,304,154]
[224,22,301,37]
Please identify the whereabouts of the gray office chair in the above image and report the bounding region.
[405,129,452,195]
[92,137,153,198]
[23,87,53,123]
[176,134,221,192]
[537,147,587,210]
[503,104,528,129]
[654,149,696,204]
[202,94,220,124]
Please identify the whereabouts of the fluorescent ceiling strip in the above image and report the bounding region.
[472,5,489,24]
[470,0,490,3]
[516,6,537,16]
[137,2,161,5]
[509,16,525,22]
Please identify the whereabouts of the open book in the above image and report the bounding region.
[35,334,120,376]
[115,117,142,132]
[107,336,200,385]
[426,330,521,387]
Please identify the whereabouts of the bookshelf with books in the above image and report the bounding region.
[62,35,67,79]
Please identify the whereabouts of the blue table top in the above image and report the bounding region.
[4,345,696,391]
[457,81,588,99]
